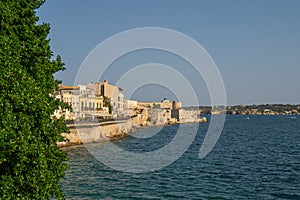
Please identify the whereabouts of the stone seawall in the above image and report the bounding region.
[58,116,207,147]
[57,120,136,147]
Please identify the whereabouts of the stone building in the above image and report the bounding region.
[124,99,138,110]
[95,80,124,111]
[57,85,80,120]
[137,99,179,110]
[148,109,172,126]
[55,84,109,120]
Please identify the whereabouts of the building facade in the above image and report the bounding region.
[54,80,125,120]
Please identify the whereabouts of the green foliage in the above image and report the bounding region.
[0,0,69,199]
[103,96,112,114]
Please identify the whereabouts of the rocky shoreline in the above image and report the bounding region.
[57,120,137,147]
[57,117,207,148]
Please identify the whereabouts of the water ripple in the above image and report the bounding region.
[61,115,300,199]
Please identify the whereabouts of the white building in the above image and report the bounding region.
[124,99,138,110]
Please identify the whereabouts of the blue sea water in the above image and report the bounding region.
[61,115,300,199]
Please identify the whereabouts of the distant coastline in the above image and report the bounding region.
[186,104,300,115]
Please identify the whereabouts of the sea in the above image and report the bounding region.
[61,115,300,199]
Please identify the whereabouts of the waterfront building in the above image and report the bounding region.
[148,108,172,125]
[137,99,178,110]
[88,80,124,111]
[54,82,202,124]
[54,80,126,120]
[58,85,80,120]
[124,100,138,110]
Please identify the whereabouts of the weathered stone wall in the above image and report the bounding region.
[180,109,200,123]
[131,109,149,126]
[57,109,207,147]
[57,120,136,147]
[148,109,172,126]
[177,109,203,123]
[137,101,173,109]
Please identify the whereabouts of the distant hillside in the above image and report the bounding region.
[183,104,300,115]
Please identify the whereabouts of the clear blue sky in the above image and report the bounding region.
[37,0,300,106]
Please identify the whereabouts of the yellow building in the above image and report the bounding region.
[54,80,127,120]
[55,84,109,121]
[87,80,124,111]
[57,85,80,120]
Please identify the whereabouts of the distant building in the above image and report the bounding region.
[54,83,115,120]
[54,83,205,124]
[137,99,180,110]
[124,99,138,110]
[57,85,80,120]
[92,80,124,111]
[148,109,172,125]
[171,109,202,123]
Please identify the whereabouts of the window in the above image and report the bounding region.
[101,85,104,96]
